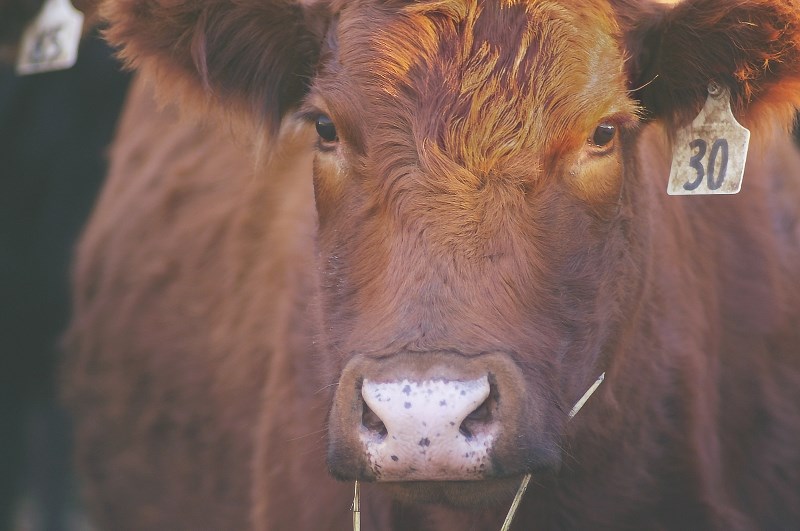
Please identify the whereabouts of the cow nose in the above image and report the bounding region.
[327,351,543,483]
[359,377,497,480]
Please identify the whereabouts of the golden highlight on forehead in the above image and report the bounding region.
[356,0,637,176]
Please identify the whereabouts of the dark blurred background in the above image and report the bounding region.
[0,26,130,531]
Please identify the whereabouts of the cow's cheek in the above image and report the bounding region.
[566,150,625,218]
[312,154,347,227]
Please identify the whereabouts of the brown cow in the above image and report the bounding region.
[64,0,800,529]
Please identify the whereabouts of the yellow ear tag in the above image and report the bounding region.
[667,82,750,195]
[16,0,84,75]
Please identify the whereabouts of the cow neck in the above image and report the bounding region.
[350,372,607,531]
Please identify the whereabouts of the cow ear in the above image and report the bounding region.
[621,0,800,132]
[101,0,328,133]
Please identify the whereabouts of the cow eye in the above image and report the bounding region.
[590,122,616,149]
[315,115,338,144]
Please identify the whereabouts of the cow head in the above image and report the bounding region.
[102,0,800,507]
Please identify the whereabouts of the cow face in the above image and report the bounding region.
[102,0,800,508]
[314,0,637,504]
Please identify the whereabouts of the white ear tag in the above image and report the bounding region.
[667,82,750,195]
[16,0,84,75]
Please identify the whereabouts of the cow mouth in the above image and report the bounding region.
[377,476,531,507]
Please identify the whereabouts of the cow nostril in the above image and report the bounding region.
[458,386,497,440]
[362,402,387,439]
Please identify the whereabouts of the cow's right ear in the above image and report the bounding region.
[618,0,800,134]
[102,0,329,133]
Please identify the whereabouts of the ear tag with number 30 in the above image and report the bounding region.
[667,82,750,195]
[16,0,84,75]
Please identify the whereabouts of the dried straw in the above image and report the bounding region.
[352,372,606,530]
[500,372,605,529]
[352,480,361,531]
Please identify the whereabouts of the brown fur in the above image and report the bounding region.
[618,0,800,133]
[65,0,800,529]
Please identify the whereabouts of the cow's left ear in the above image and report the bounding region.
[620,0,800,132]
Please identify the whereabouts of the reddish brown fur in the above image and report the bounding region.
[65,0,800,529]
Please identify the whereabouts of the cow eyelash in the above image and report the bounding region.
[315,114,338,145]
[587,121,618,155]
[592,123,616,146]
[298,108,340,152]
[586,112,640,156]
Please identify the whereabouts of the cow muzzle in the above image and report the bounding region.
[328,351,552,483]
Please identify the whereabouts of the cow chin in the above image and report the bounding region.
[379,477,527,507]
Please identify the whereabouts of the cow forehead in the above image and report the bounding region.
[322,0,636,174]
